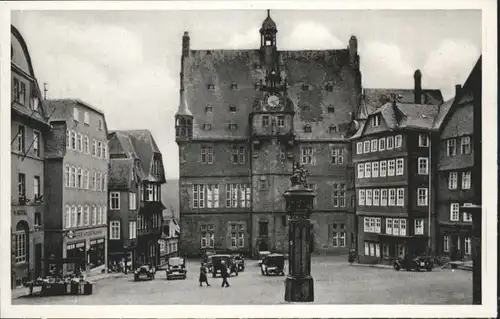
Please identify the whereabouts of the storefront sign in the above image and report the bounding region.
[74,228,105,239]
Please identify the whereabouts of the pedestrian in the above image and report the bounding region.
[220,260,230,288]
[199,263,210,287]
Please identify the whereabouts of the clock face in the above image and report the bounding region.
[267,95,280,107]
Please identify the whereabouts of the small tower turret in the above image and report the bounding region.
[260,10,278,68]
[176,31,193,143]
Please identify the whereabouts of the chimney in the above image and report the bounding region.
[455,84,462,97]
[182,31,190,58]
[414,69,422,104]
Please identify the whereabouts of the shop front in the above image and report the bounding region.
[88,238,105,269]
[65,242,86,273]
[377,234,428,265]
[62,226,107,274]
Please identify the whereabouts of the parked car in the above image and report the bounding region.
[258,251,271,266]
[134,264,156,281]
[166,257,187,280]
[231,253,245,272]
[201,250,216,264]
[261,253,285,276]
[394,255,433,272]
[210,254,238,277]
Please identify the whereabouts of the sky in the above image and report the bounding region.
[11,10,481,178]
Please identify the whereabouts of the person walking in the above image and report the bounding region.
[220,260,230,288]
[199,263,210,287]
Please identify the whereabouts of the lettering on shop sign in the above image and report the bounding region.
[12,210,26,216]
[75,229,104,238]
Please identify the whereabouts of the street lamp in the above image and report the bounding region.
[461,203,481,305]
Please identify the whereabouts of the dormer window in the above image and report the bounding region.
[231,83,238,91]
[325,83,333,92]
[229,105,237,112]
[207,84,215,91]
[372,114,381,127]
[304,125,312,133]
[205,105,213,113]
[329,125,337,134]
[203,124,212,131]
[229,123,238,131]
[301,84,309,91]
[327,105,335,113]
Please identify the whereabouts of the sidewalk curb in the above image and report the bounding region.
[349,263,393,270]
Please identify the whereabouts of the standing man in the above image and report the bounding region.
[220,260,230,288]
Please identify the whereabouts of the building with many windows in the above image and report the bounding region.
[108,130,166,266]
[351,70,444,264]
[434,57,481,261]
[176,11,359,257]
[159,209,180,266]
[43,99,109,275]
[10,25,51,287]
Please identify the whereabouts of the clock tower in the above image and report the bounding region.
[251,10,295,254]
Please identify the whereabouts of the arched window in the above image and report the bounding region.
[71,205,77,228]
[14,221,29,264]
[65,205,71,228]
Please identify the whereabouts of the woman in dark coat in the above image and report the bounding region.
[199,263,210,287]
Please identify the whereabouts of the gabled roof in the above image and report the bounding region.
[358,88,444,120]
[432,98,455,130]
[108,158,133,189]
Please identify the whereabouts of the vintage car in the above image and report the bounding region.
[231,253,245,272]
[210,254,238,277]
[201,250,216,264]
[261,253,285,276]
[166,257,187,280]
[394,255,433,272]
[134,264,156,281]
[258,251,271,266]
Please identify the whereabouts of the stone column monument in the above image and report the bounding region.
[283,162,316,302]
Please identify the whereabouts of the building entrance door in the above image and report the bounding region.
[259,240,269,252]
[34,243,42,278]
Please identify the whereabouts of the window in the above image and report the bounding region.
[304,125,312,133]
[97,141,102,158]
[73,107,79,122]
[91,206,97,225]
[388,189,396,206]
[463,211,472,222]
[200,224,215,248]
[83,136,89,154]
[193,184,204,208]
[418,134,429,147]
[331,148,344,165]
[102,142,107,159]
[66,129,71,149]
[77,205,83,226]
[332,184,346,207]
[443,235,449,252]
[418,157,428,175]
[129,221,137,239]
[462,172,471,189]
[129,192,137,210]
[446,139,457,156]
[71,167,77,188]
[277,116,285,127]
[34,212,42,227]
[33,131,41,157]
[14,223,28,264]
[65,205,71,228]
[356,142,363,154]
[110,192,120,210]
[386,219,393,235]
[364,217,381,233]
[449,203,460,221]
[372,115,381,127]
[357,164,364,178]
[325,83,333,92]
[372,162,379,178]
[414,219,424,235]
[364,242,369,255]
[379,161,387,177]
[393,219,400,236]
[98,119,103,131]
[146,184,155,202]
[328,125,337,134]
[358,190,365,206]
[205,105,213,113]
[400,219,406,236]
[229,105,237,112]
[76,134,82,152]
[207,184,220,208]
[92,139,97,156]
[300,147,315,165]
[364,162,371,178]
[387,136,394,149]
[110,221,120,240]
[417,188,428,206]
[77,168,82,188]
[201,146,214,164]
[396,188,404,206]
[71,206,77,228]
[65,165,70,187]
[380,189,388,206]
[396,158,404,175]
[84,111,90,124]
[371,139,377,152]
[207,84,215,91]
[17,125,25,153]
[464,237,471,255]
[231,83,238,90]
[97,172,102,191]
[363,141,370,153]
[373,189,380,206]
[366,189,372,206]
[33,176,40,198]
[461,136,471,154]
[332,231,346,247]
[232,146,246,164]
[387,160,395,176]
[395,134,402,148]
[448,172,458,189]
[91,171,97,190]
[226,184,238,208]
[262,116,269,127]
[84,205,90,225]
[378,138,386,151]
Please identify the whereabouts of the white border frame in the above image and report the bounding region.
[0,0,497,318]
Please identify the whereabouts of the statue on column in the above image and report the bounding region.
[291,162,309,188]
